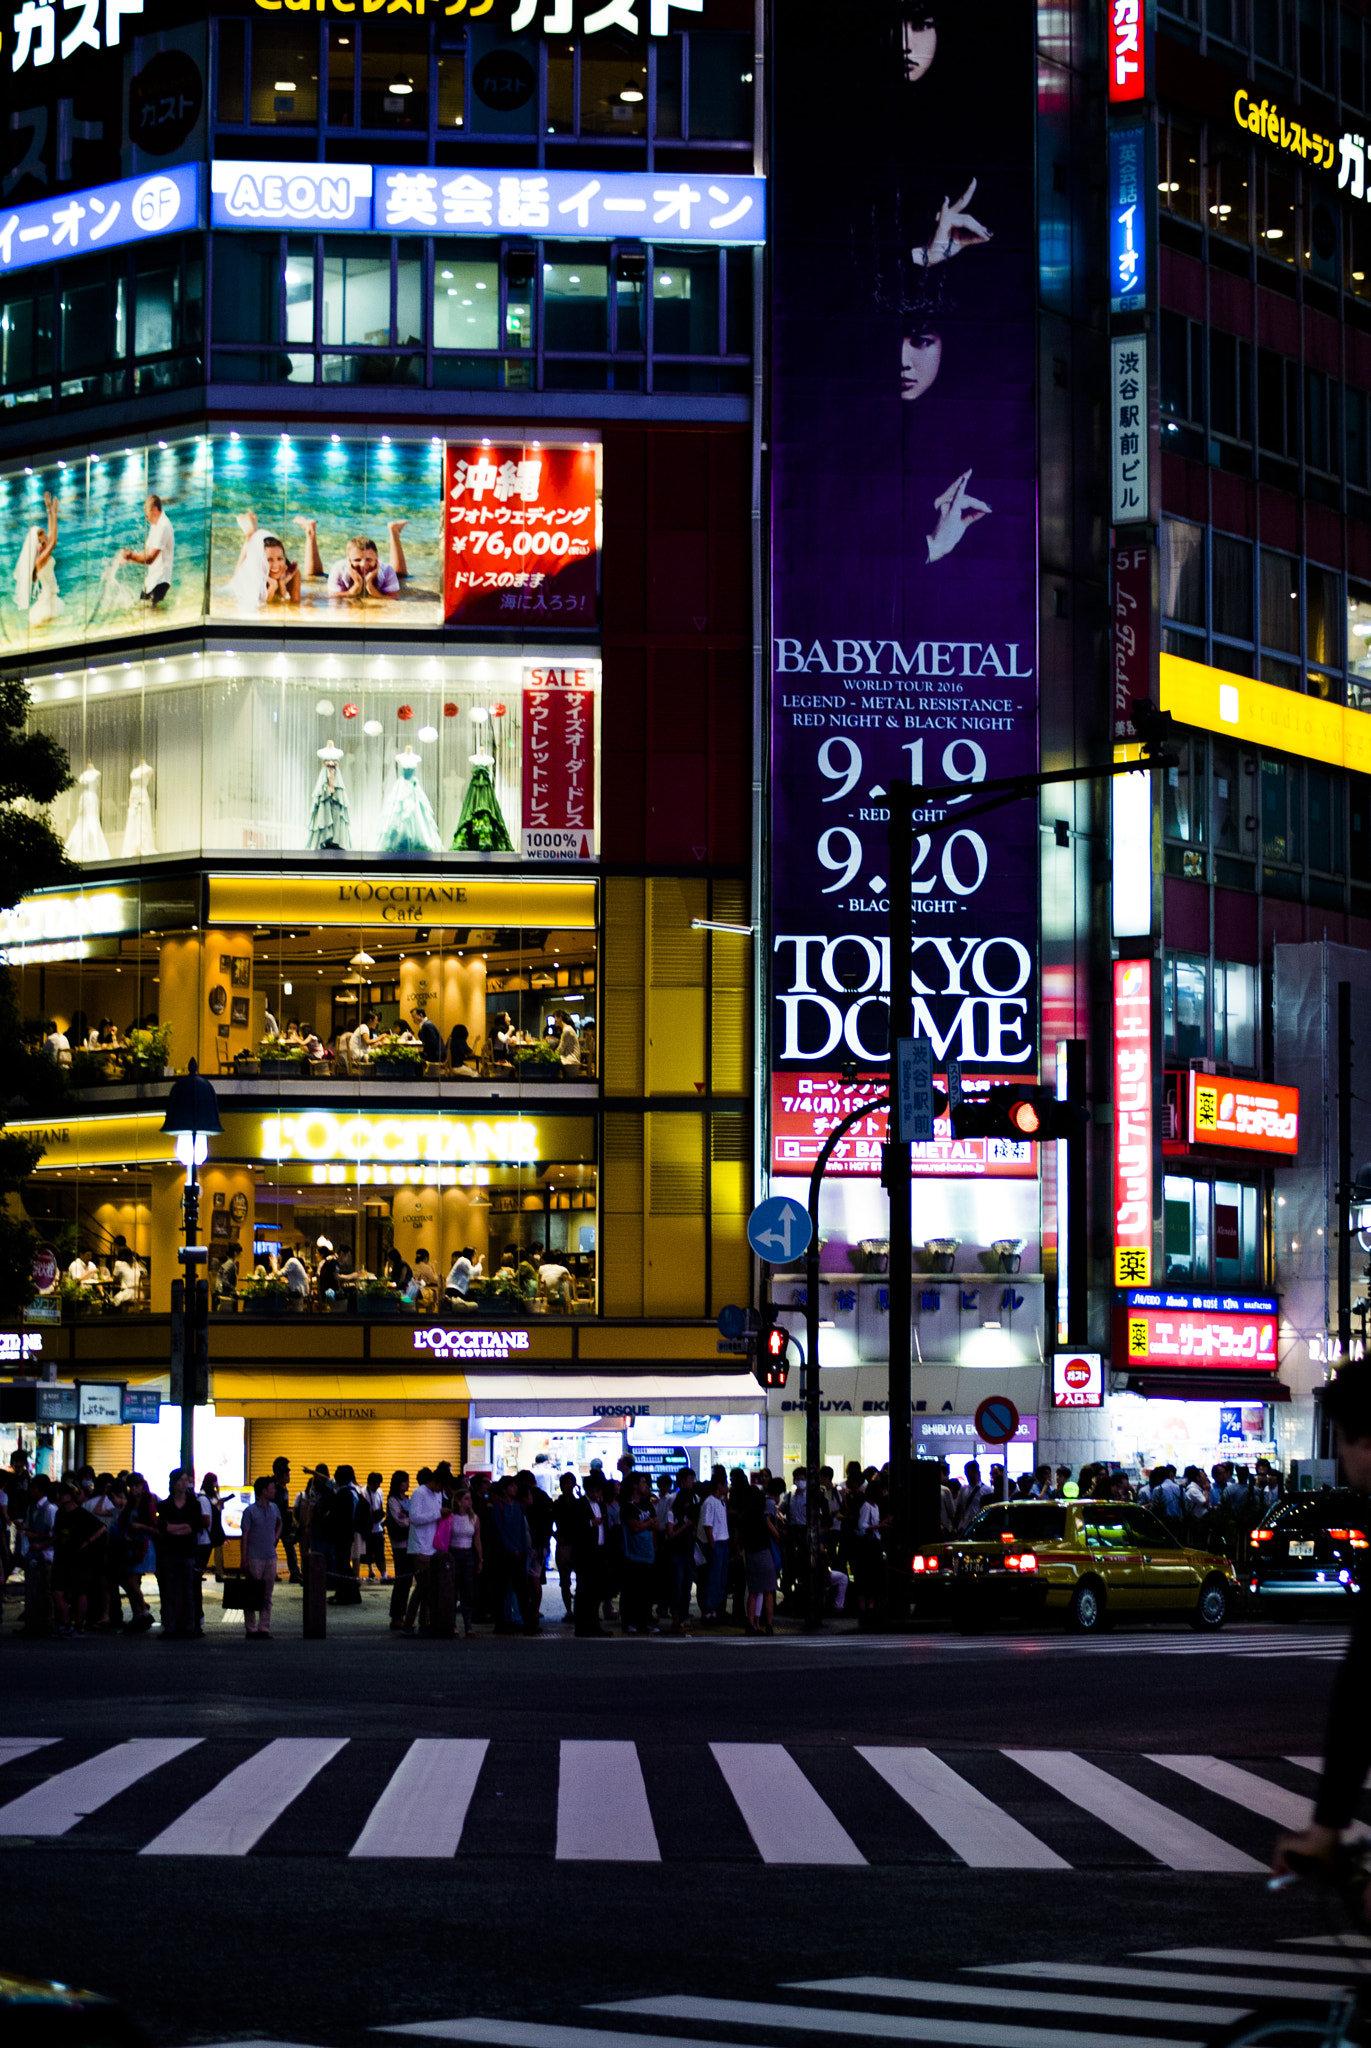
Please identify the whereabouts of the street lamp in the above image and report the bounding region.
[160,1060,222,1479]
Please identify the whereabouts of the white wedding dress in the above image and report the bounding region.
[66,766,110,861]
[123,761,156,857]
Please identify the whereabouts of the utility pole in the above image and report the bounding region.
[885,780,915,1619]
[1339,979,1353,1363]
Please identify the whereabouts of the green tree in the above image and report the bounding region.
[0,677,72,1313]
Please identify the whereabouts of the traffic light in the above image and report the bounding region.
[753,1303,792,1389]
[950,1086,1087,1143]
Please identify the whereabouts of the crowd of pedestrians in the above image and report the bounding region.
[0,1449,1289,1640]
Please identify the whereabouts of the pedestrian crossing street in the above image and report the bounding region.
[0,1735,1352,1869]
[183,1937,1371,2048]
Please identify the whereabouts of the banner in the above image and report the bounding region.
[770,1073,1035,1180]
[444,441,599,628]
[769,3,1039,1098]
[521,664,597,860]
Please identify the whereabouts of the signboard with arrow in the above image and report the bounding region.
[746,1196,813,1265]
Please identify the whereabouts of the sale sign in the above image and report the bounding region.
[1113,959,1153,1286]
[1052,1353,1104,1408]
[521,665,597,861]
[1188,1075,1299,1157]
[444,441,599,628]
[770,1073,1037,1179]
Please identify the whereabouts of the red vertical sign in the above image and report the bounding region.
[1111,544,1152,739]
[444,441,599,627]
[521,665,597,861]
[1109,0,1146,102]
[1113,958,1153,1286]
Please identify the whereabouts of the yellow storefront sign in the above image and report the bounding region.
[13,1109,595,1172]
[1160,652,1371,772]
[208,874,597,929]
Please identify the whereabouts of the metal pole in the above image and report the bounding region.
[1339,980,1353,1364]
[804,1093,892,1629]
[886,780,914,1620]
[180,1156,199,1482]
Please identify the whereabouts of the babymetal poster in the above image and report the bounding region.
[770,1,1039,1098]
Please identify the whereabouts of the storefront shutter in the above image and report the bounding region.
[245,1418,465,1500]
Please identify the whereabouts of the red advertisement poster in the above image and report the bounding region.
[443,440,599,627]
[521,664,597,861]
[1187,1075,1300,1156]
[1113,958,1153,1285]
[1111,544,1152,738]
[1119,1304,1278,1370]
[770,1074,1037,1180]
[1109,0,1145,101]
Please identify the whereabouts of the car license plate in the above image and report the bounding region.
[1289,1540,1315,1558]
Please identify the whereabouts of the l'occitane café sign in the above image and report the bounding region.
[208,875,596,929]
[12,1109,595,1173]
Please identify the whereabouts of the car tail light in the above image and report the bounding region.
[1004,1552,1038,1573]
[1253,1529,1273,1542]
[911,1554,940,1574]
[1330,1528,1352,1539]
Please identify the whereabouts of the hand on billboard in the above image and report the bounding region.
[926,471,990,562]
[911,180,991,268]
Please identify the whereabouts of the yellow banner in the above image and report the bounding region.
[208,874,597,930]
[15,1109,596,1172]
[1160,652,1371,772]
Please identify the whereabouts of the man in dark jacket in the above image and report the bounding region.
[571,1471,611,1637]
[328,1465,363,1604]
[411,1008,442,1063]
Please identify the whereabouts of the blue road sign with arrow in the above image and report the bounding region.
[747,1196,813,1265]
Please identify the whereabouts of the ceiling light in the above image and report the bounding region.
[389,74,414,95]
[619,80,644,102]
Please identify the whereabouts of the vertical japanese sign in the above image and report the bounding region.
[1113,958,1153,1287]
[1110,336,1149,525]
[1109,0,1146,103]
[770,3,1039,1097]
[1111,544,1153,738]
[443,440,600,628]
[521,664,597,861]
[1108,126,1148,312]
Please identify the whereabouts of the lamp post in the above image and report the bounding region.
[160,1060,223,1482]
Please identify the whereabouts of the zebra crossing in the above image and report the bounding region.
[761,1628,1352,1661]
[183,1938,1371,2048]
[0,1734,1347,1869]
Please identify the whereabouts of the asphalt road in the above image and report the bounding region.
[0,1606,1363,2048]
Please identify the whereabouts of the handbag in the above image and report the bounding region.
[222,1575,265,1612]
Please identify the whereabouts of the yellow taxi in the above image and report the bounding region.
[911,1498,1238,1632]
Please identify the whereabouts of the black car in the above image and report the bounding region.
[1248,1488,1370,1612]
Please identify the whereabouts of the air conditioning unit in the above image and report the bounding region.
[1189,1058,1217,1074]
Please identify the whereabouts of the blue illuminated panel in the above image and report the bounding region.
[0,165,202,278]
[1109,125,1147,313]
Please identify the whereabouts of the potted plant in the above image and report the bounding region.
[58,1276,96,1318]
[258,1035,309,1080]
[70,1047,118,1087]
[121,1024,172,1080]
[357,1277,401,1315]
[240,1276,289,1317]
[369,1034,425,1082]
[484,1269,529,1317]
[514,1039,564,1081]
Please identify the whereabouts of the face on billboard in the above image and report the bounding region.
[770,2,1039,1091]
[0,431,601,656]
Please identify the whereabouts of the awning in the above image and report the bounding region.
[1125,1373,1290,1403]
[212,1368,470,1420]
[465,1373,764,1416]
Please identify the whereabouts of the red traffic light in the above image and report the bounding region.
[766,1325,787,1359]
[1006,1098,1041,1138]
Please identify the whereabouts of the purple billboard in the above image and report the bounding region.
[770,2,1039,1093]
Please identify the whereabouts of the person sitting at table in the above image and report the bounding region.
[447,1022,476,1071]
[214,1246,239,1307]
[351,1011,378,1061]
[446,1246,481,1299]
[317,1238,342,1306]
[302,1027,326,1060]
[67,1249,99,1285]
[282,1019,305,1046]
[112,1243,145,1306]
[554,1012,580,1067]
[490,1011,516,1063]
[538,1255,575,1312]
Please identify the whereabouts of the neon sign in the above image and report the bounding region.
[1113,959,1152,1286]
[1109,0,1145,103]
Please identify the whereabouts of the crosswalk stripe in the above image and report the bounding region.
[1004,1751,1264,1872]
[969,1962,1347,2002]
[788,1976,1252,2026]
[1145,1753,1316,1829]
[0,1738,60,1769]
[557,1741,659,1862]
[1284,1756,1326,1772]
[591,1993,1192,2048]
[1287,1935,1371,1950]
[382,2024,746,2048]
[709,1744,865,1866]
[1139,1947,1371,1976]
[349,1740,488,1860]
[141,1738,347,1857]
[0,1738,201,1836]
[855,1748,1067,1870]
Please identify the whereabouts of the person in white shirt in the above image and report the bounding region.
[952,1460,994,1532]
[67,1253,98,1285]
[123,493,175,606]
[281,1248,309,1308]
[43,1020,70,1066]
[693,1473,731,1623]
[554,1012,580,1066]
[447,1247,480,1298]
[538,1258,574,1311]
[239,1476,282,1636]
[112,1250,143,1306]
[402,1468,443,1635]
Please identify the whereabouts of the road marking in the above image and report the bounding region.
[592,1994,1193,2048]
[142,1738,347,1857]
[709,1743,865,1865]
[969,1963,1346,2002]
[1138,1947,1371,1976]
[1004,1751,1264,1872]
[350,1740,488,1860]
[382,2026,747,2048]
[1285,1755,1327,1772]
[1287,1935,1371,1950]
[0,1738,201,1836]
[1145,1754,1317,1830]
[789,1976,1252,2026]
[557,1740,659,1862]
[855,1748,1068,1869]
[0,1738,60,1767]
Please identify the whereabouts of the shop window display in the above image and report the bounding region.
[25,646,599,864]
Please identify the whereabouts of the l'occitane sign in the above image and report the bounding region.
[208,874,596,929]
